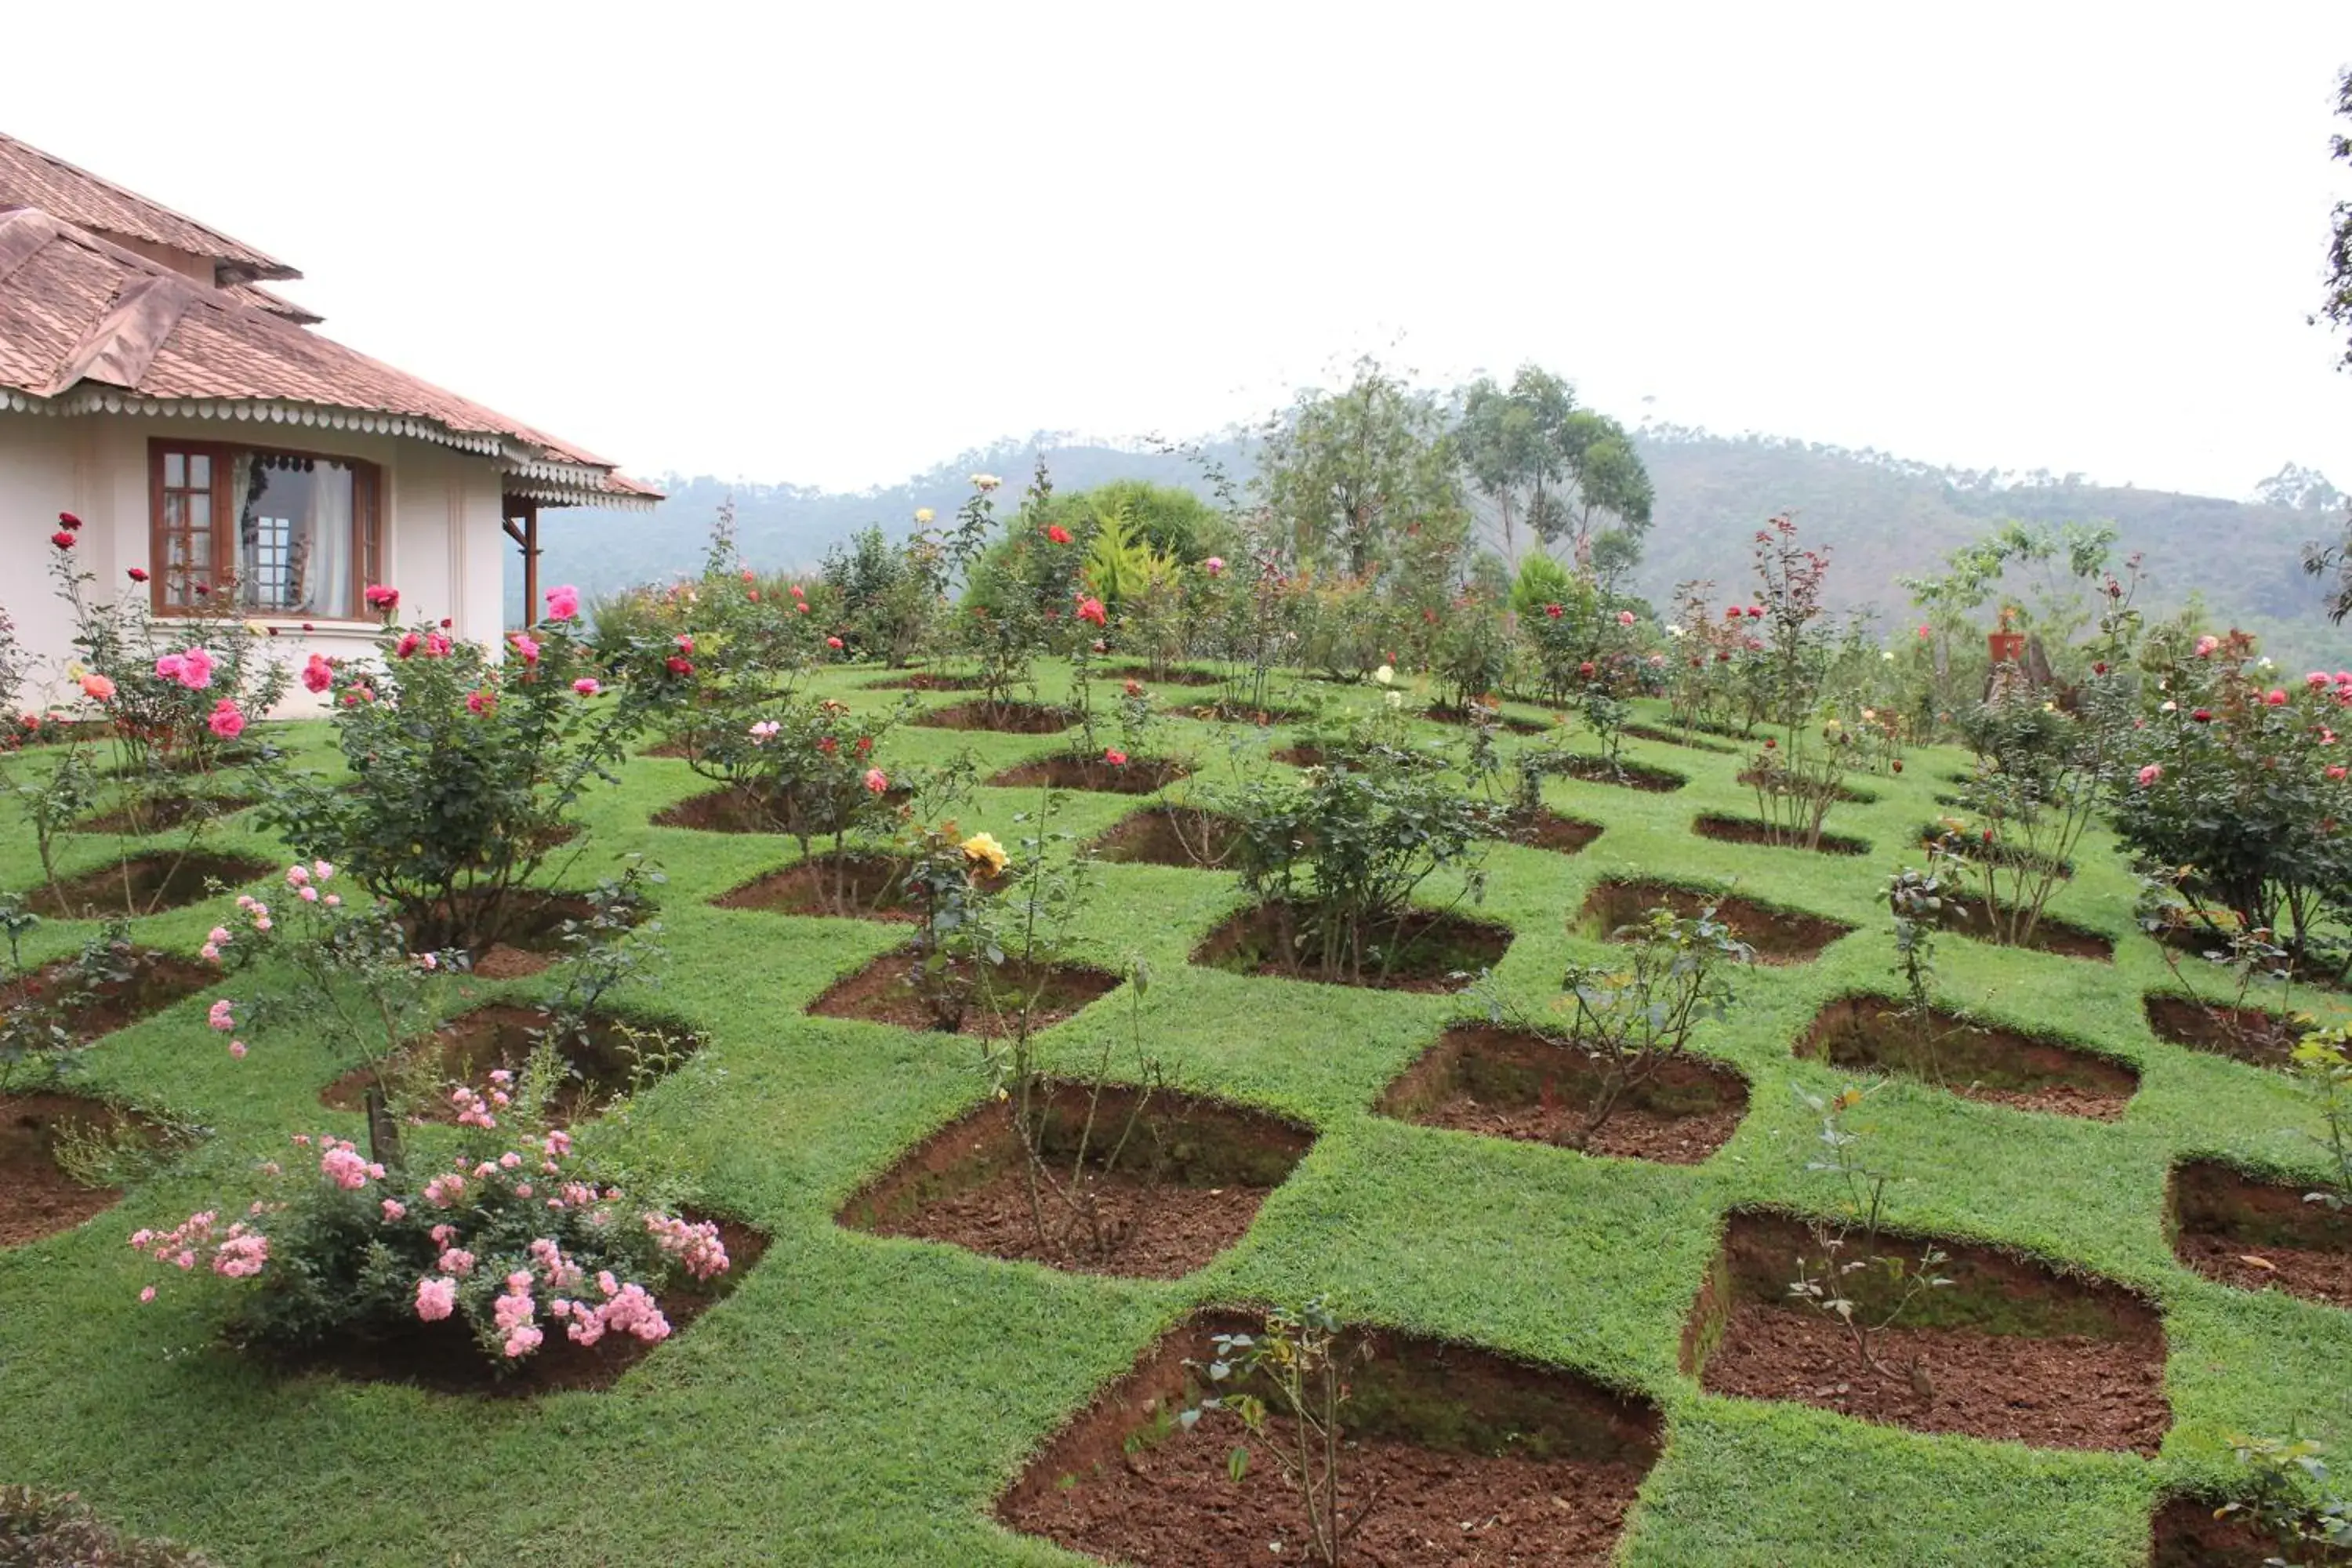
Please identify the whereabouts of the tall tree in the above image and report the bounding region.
[2303,67,2352,620]
[1255,358,1466,578]
[1454,366,1654,568]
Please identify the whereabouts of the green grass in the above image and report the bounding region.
[3,664,2350,1566]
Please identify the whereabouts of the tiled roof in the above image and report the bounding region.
[0,132,296,281]
[0,207,657,506]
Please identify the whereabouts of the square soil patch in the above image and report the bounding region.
[1578,882,1853,965]
[2150,1496,2352,1566]
[1914,822,2073,880]
[2144,994,2307,1072]
[23,853,273,920]
[1091,807,1244,869]
[1693,813,1870,857]
[2170,1160,2352,1308]
[713,852,925,921]
[1796,996,2139,1120]
[999,1310,1663,1566]
[909,700,1076,735]
[1101,664,1221,688]
[987,753,1192,795]
[1933,898,2114,962]
[1425,703,1553,735]
[71,791,256,836]
[0,1094,163,1247]
[264,1217,768,1396]
[1170,699,1310,725]
[839,1084,1314,1277]
[1507,808,1604,856]
[0,946,212,1045]
[1544,755,1687,792]
[1684,1210,2170,1454]
[319,1004,702,1129]
[1190,901,1514,993]
[1377,1025,1748,1164]
[864,671,990,691]
[805,949,1121,1036]
[1623,723,1740,754]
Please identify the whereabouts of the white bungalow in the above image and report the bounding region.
[0,132,656,709]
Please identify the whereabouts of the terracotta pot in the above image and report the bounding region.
[1987,631,2026,666]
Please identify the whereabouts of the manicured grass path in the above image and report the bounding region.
[1,663,2347,1566]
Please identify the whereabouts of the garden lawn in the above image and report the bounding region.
[2,662,2349,1566]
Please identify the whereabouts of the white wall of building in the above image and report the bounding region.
[0,412,515,715]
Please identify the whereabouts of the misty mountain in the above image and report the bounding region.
[521,428,2351,663]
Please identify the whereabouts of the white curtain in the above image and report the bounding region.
[225,457,252,609]
[302,463,353,617]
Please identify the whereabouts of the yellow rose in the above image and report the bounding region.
[960,832,1008,876]
[914,507,936,525]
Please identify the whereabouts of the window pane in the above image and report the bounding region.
[236,452,355,614]
[189,453,210,487]
[164,451,184,487]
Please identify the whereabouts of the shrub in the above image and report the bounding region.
[820,522,938,667]
[256,590,661,956]
[1217,744,1499,985]
[2108,630,2352,972]
[688,695,907,854]
[128,1091,728,1370]
[0,1486,216,1566]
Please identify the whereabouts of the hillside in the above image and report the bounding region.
[528,429,2352,662]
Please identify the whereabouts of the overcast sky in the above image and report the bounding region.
[9,4,2351,499]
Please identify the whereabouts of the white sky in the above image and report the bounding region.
[9,2,2351,499]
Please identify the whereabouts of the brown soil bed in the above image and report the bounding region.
[1191,901,1513,994]
[1933,899,2114,962]
[1693,813,1870,856]
[1091,807,1244,869]
[1796,996,2138,1119]
[713,851,924,921]
[2150,1496,2352,1566]
[1507,809,1604,856]
[910,699,1077,735]
[1270,742,1333,768]
[22,853,273,920]
[806,949,1121,1035]
[1101,664,1221,687]
[0,947,212,1045]
[2143,994,2307,1071]
[1174,700,1309,725]
[652,783,787,833]
[639,735,699,759]
[999,1309,1663,1567]
[0,1094,158,1247]
[1425,703,1552,735]
[987,753,1192,795]
[1579,881,1853,964]
[863,671,990,691]
[319,1004,702,1129]
[840,1085,1313,1277]
[1623,723,1739,754]
[1915,822,2073,879]
[263,1217,766,1396]
[71,792,256,837]
[2170,1160,2352,1308]
[1546,755,1687,793]
[1377,1025,1748,1164]
[1683,1210,2169,1454]
[399,890,614,967]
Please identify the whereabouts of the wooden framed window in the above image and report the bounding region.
[148,440,383,618]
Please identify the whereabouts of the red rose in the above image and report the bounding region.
[666,655,694,676]
[1076,597,1107,627]
[817,736,838,756]
[126,567,149,583]
[1045,524,1073,545]
[1578,661,1596,677]
[1544,604,1563,619]
[49,531,75,550]
[826,635,844,649]
[56,511,82,531]
[2192,709,2212,723]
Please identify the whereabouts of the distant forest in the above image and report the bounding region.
[523,429,2352,665]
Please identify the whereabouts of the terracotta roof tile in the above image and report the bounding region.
[0,208,657,506]
[0,132,295,281]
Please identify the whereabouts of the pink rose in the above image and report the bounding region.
[207,699,245,739]
[544,584,580,621]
